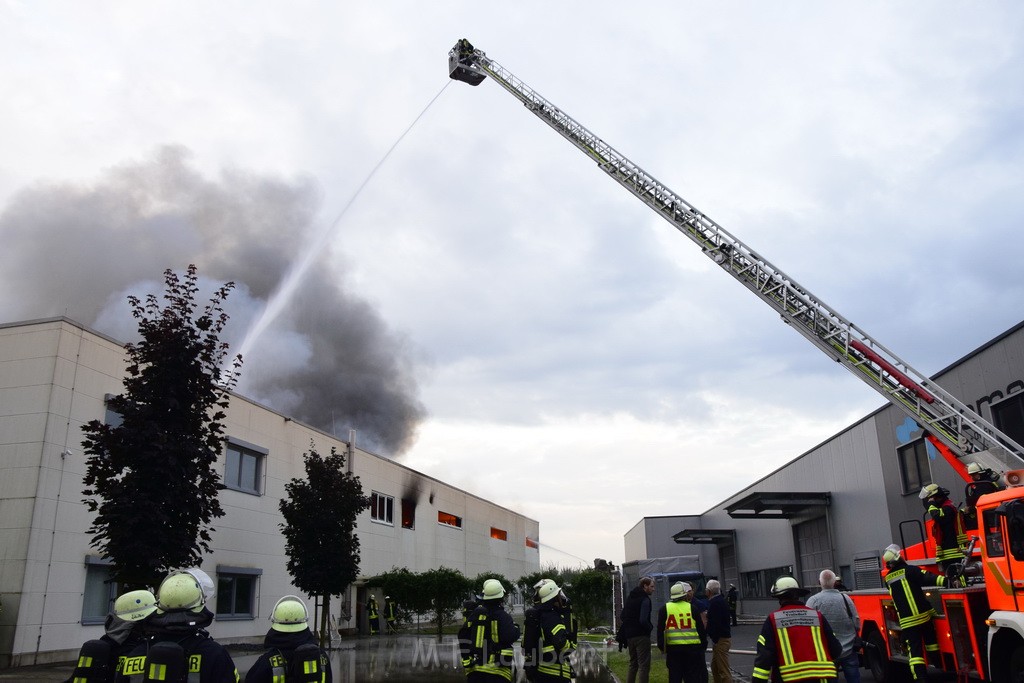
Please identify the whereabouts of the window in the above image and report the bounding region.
[983,508,1005,558]
[741,565,793,599]
[898,439,931,494]
[438,511,462,528]
[103,394,123,428]
[224,438,266,495]
[490,527,508,541]
[526,537,539,549]
[992,392,1024,448]
[401,499,415,529]
[82,557,117,624]
[216,567,261,619]
[371,492,394,524]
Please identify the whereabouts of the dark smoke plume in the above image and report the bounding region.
[0,146,425,455]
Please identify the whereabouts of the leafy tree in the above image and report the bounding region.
[279,443,369,645]
[366,566,417,626]
[420,567,472,639]
[567,569,613,629]
[82,265,239,588]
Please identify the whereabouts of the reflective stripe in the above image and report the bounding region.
[664,601,700,646]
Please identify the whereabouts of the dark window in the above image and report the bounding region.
[992,392,1024,449]
[983,508,1005,558]
[740,565,794,599]
[224,441,264,495]
[216,573,257,618]
[401,499,415,529]
[371,492,394,524]
[82,560,117,624]
[897,439,931,494]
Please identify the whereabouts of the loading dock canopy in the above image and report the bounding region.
[672,529,735,545]
[725,492,831,519]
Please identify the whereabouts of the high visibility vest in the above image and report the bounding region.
[759,607,837,683]
[663,601,700,647]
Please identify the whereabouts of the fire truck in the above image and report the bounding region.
[448,39,1024,682]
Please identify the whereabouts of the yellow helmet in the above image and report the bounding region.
[919,483,941,500]
[538,580,561,604]
[270,595,309,632]
[114,590,158,622]
[156,572,205,613]
[481,579,505,600]
[770,576,808,597]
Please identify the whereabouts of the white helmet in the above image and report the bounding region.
[669,582,691,601]
[538,581,561,604]
[270,595,309,633]
[770,576,808,598]
[883,543,902,565]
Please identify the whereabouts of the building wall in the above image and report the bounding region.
[0,318,539,667]
[626,320,1024,617]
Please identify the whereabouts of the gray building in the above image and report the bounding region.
[626,320,1024,616]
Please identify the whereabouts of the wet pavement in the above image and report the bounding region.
[0,621,884,682]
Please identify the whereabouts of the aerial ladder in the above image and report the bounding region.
[448,38,1024,475]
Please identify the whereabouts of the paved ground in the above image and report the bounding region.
[0,623,880,682]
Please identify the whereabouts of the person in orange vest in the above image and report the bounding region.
[752,576,841,683]
[919,484,967,571]
[657,582,707,683]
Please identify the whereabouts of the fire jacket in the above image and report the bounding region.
[928,497,966,562]
[463,601,520,681]
[523,603,572,681]
[884,560,947,629]
[752,604,841,683]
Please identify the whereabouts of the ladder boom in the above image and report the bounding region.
[448,40,1024,470]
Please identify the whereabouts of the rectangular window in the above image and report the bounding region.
[401,499,415,529]
[103,394,123,428]
[215,568,261,619]
[438,511,462,528]
[983,508,1005,558]
[526,537,539,549]
[371,492,394,524]
[224,438,266,495]
[82,558,117,624]
[740,565,793,599]
[992,392,1024,448]
[897,439,931,495]
[490,527,508,541]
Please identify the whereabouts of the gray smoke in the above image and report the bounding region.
[0,146,425,455]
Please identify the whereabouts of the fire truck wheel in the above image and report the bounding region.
[1009,643,1024,683]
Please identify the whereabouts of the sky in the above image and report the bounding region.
[3,2,1024,569]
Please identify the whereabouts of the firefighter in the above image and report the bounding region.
[963,462,1004,530]
[65,589,157,683]
[244,595,332,683]
[882,543,951,682]
[459,579,520,682]
[523,580,572,682]
[366,594,380,635]
[919,483,967,571]
[384,595,398,634]
[752,576,841,683]
[656,582,707,683]
[115,571,238,682]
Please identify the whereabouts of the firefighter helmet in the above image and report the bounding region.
[114,590,158,622]
[919,483,948,500]
[270,595,309,632]
[883,543,902,565]
[669,582,691,601]
[481,579,505,600]
[538,580,561,604]
[770,576,809,597]
[156,572,205,613]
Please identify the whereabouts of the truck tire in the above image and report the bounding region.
[1009,643,1024,683]
[865,630,911,683]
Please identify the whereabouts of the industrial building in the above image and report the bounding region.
[625,320,1024,617]
[0,317,540,668]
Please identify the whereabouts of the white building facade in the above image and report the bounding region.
[0,318,540,667]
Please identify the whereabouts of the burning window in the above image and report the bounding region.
[401,499,415,530]
[525,537,539,549]
[437,511,462,528]
[490,527,508,541]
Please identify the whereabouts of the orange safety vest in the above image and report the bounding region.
[758,607,836,682]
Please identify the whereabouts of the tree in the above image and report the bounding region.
[567,569,613,629]
[419,567,473,639]
[366,566,416,626]
[82,265,240,589]
[279,443,369,645]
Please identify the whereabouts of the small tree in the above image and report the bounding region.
[279,443,369,645]
[366,567,416,626]
[567,569,613,629]
[82,265,239,588]
[420,567,472,639]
